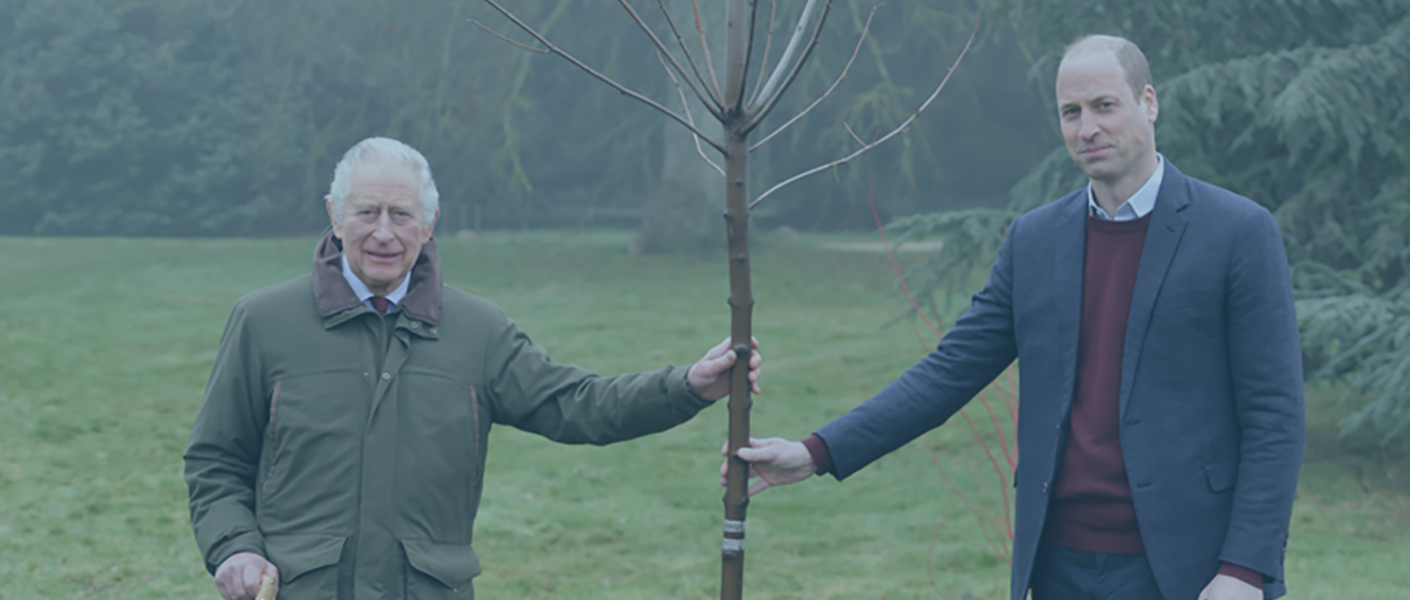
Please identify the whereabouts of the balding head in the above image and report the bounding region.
[1063,35,1152,102]
[1054,33,1160,199]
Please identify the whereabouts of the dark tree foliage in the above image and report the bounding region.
[890,0,1410,447]
[0,0,666,235]
[0,0,1061,237]
[0,0,479,235]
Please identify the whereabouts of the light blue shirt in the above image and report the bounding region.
[341,254,411,312]
[1087,154,1165,221]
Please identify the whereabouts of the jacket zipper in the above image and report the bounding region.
[261,380,284,499]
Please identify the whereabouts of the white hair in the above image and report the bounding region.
[327,137,439,227]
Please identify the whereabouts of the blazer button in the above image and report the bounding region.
[382,372,392,380]
[1042,482,1049,494]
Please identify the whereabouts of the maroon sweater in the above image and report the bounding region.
[1046,214,1151,553]
[1045,214,1262,588]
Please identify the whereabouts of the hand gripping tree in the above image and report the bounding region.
[474,1,976,596]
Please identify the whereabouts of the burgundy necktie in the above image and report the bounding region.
[371,296,389,315]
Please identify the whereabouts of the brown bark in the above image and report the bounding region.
[719,1,752,598]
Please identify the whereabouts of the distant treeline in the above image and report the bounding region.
[0,0,1059,237]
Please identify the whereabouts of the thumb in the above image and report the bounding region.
[736,446,765,462]
[708,348,738,372]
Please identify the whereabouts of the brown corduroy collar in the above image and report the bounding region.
[311,227,443,326]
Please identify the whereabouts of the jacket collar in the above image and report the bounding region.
[312,227,443,326]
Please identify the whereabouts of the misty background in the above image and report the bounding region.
[0,0,1058,239]
[2,0,1408,446]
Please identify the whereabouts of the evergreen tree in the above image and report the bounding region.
[890,0,1410,447]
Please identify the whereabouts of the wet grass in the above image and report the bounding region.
[0,231,1405,599]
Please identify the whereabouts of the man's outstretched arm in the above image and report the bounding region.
[485,304,763,444]
[722,214,1026,489]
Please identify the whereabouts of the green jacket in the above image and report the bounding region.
[184,231,713,599]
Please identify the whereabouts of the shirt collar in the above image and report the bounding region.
[1087,154,1165,221]
[341,254,411,308]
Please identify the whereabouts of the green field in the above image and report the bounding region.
[2,232,1406,599]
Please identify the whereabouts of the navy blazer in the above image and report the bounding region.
[817,163,1305,600]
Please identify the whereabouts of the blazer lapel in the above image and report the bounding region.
[1053,193,1088,419]
[1118,164,1192,418]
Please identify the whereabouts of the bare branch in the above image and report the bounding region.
[656,0,722,108]
[748,0,823,112]
[743,0,833,130]
[478,0,726,155]
[468,19,548,54]
[749,2,877,152]
[657,49,726,178]
[842,121,866,147]
[749,14,980,210]
[690,0,725,104]
[747,0,778,107]
[615,0,723,119]
[734,0,759,108]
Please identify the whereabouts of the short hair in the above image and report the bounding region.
[327,137,440,228]
[1063,34,1153,101]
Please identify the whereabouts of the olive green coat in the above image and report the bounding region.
[184,232,712,599]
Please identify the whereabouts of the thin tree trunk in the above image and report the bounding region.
[720,125,751,599]
[719,0,751,597]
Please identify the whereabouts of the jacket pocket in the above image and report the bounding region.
[403,539,480,599]
[265,533,346,599]
[1204,456,1239,493]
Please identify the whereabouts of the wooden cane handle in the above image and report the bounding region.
[256,573,277,600]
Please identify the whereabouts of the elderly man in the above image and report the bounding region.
[731,35,1304,600]
[185,137,760,600]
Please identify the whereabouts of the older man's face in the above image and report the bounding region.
[328,162,435,297]
[1056,48,1158,185]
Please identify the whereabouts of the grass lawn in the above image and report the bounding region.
[1,231,1406,599]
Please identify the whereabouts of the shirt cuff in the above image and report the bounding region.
[1218,562,1264,590]
[801,433,833,476]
